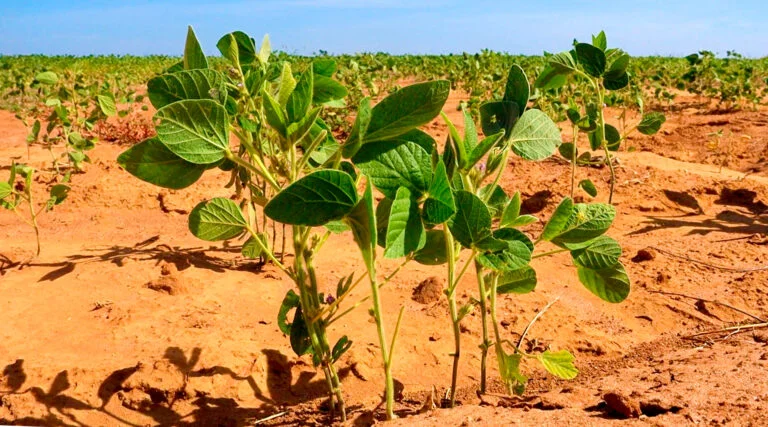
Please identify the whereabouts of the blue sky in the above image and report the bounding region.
[1,0,766,57]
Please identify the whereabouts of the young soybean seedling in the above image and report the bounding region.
[441,64,631,399]
[118,27,450,421]
[535,31,666,203]
[0,163,70,258]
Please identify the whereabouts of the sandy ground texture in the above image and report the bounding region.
[1,89,767,426]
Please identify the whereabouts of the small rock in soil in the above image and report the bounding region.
[632,248,656,263]
[145,276,188,295]
[412,276,444,304]
[603,391,641,418]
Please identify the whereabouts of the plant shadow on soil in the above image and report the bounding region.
[630,187,768,237]
[0,346,355,426]
[1,235,278,281]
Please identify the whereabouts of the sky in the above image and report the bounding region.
[0,0,766,57]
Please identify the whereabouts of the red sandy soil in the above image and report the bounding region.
[1,89,767,426]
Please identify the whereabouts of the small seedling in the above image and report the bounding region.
[535,31,666,203]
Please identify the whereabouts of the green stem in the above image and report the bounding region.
[443,226,460,407]
[292,225,346,421]
[225,150,280,191]
[596,81,616,204]
[570,124,578,198]
[531,248,568,259]
[486,149,510,196]
[365,256,396,419]
[475,262,490,394]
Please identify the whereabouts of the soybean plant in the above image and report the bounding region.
[118,27,451,421]
[437,64,631,401]
[535,31,665,202]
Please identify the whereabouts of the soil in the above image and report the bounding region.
[1,88,767,426]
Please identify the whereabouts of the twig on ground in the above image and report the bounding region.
[648,290,765,322]
[683,322,768,339]
[254,411,288,425]
[649,246,768,273]
[517,297,561,349]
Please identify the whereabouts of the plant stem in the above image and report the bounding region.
[596,81,616,204]
[291,225,346,421]
[25,187,41,257]
[531,248,568,259]
[475,262,490,394]
[443,226,460,407]
[365,254,396,420]
[570,124,578,198]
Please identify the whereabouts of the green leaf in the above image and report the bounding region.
[117,138,206,189]
[265,170,358,226]
[216,31,256,67]
[183,26,208,70]
[592,31,607,51]
[313,59,337,77]
[422,160,455,224]
[442,112,467,168]
[540,197,575,241]
[559,143,576,160]
[467,131,505,170]
[498,350,527,395]
[505,214,538,228]
[463,109,479,151]
[604,52,630,90]
[313,74,348,105]
[638,112,666,135]
[604,124,621,151]
[277,62,297,106]
[479,101,519,137]
[570,236,621,270]
[549,51,578,72]
[384,187,426,259]
[413,230,448,265]
[258,34,271,64]
[534,65,568,90]
[287,107,321,144]
[242,233,268,259]
[345,180,377,267]
[496,266,537,294]
[577,262,630,303]
[500,192,522,227]
[448,191,492,248]
[0,182,11,200]
[578,179,598,197]
[331,336,352,363]
[189,198,248,241]
[287,66,314,123]
[96,94,117,117]
[352,140,432,199]
[290,306,313,356]
[575,43,606,77]
[503,65,530,113]
[47,184,70,208]
[147,69,227,109]
[375,197,393,247]
[479,184,509,218]
[363,80,450,143]
[155,99,230,164]
[476,240,531,272]
[342,97,372,158]
[262,90,288,137]
[538,350,578,379]
[604,72,629,90]
[551,203,616,245]
[35,71,58,85]
[508,109,562,161]
[278,290,300,335]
